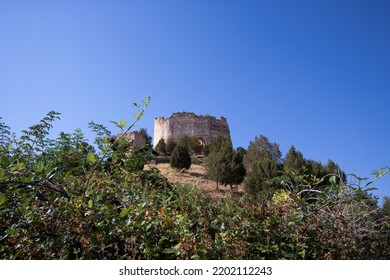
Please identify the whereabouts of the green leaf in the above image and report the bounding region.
[119,119,127,129]
[315,192,327,200]
[163,246,179,255]
[64,171,73,182]
[0,193,6,205]
[109,120,119,128]
[88,199,93,208]
[46,167,57,180]
[211,222,220,230]
[329,175,337,186]
[134,113,144,119]
[120,207,130,217]
[0,168,5,179]
[87,152,96,164]
[16,161,25,171]
[348,173,368,181]
[35,161,45,173]
[6,229,17,236]
[146,222,153,231]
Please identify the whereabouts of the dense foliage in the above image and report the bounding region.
[165,138,177,155]
[138,128,153,148]
[243,135,282,198]
[170,144,192,170]
[1,100,389,259]
[206,136,245,190]
[155,138,166,155]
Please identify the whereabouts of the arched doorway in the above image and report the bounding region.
[195,137,206,154]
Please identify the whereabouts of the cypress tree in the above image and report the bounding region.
[155,138,166,155]
[170,144,191,170]
[206,136,234,189]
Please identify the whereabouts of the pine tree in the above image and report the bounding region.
[243,135,282,197]
[205,137,245,190]
[243,135,281,172]
[284,145,305,172]
[324,159,346,183]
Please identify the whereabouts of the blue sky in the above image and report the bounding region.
[1,0,389,203]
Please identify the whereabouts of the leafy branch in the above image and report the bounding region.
[83,96,150,193]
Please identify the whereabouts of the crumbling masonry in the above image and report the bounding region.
[154,112,231,149]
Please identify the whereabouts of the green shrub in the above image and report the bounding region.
[178,136,198,155]
[170,144,191,170]
[165,138,177,155]
[155,138,166,155]
[1,99,389,260]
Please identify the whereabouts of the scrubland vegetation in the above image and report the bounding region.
[1,98,389,259]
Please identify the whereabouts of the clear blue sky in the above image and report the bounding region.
[1,0,389,204]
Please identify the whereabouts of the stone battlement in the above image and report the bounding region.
[154,112,231,147]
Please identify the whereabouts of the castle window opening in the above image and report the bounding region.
[196,137,206,154]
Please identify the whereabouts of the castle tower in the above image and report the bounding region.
[153,112,231,147]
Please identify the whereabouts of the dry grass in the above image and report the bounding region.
[146,159,244,199]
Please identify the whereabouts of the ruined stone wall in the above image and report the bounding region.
[116,131,146,150]
[153,112,231,146]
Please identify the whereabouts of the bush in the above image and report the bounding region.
[165,138,177,155]
[244,157,279,198]
[206,136,245,190]
[243,135,281,198]
[178,136,198,155]
[138,128,153,147]
[170,144,191,170]
[1,101,389,260]
[155,138,166,155]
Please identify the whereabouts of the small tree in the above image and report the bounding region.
[165,138,177,155]
[243,135,282,172]
[243,135,282,197]
[206,136,234,189]
[225,150,246,190]
[139,128,153,147]
[244,157,279,198]
[284,145,305,172]
[155,138,166,155]
[236,146,247,159]
[383,196,390,218]
[170,144,191,170]
[304,159,324,178]
[178,136,198,155]
[324,159,347,183]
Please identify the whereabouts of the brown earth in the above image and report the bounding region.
[146,157,244,199]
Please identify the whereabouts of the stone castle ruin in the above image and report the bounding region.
[154,112,231,152]
[115,131,147,151]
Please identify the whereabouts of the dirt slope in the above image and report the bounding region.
[147,160,244,199]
